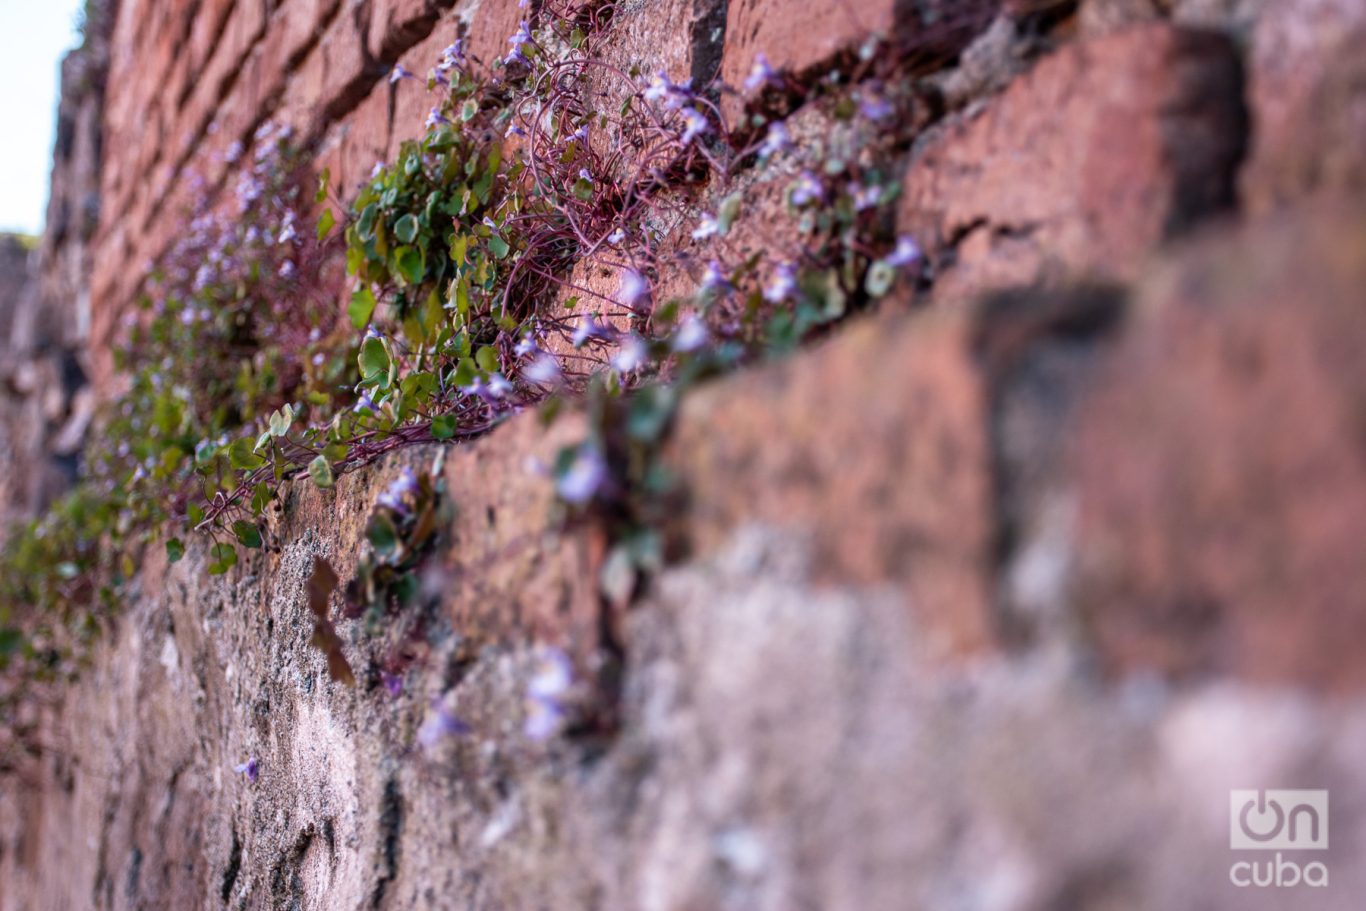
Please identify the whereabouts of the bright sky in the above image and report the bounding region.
[0,0,85,236]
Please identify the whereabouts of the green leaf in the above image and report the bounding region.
[430,413,457,440]
[0,628,23,657]
[357,203,378,240]
[864,260,896,298]
[251,482,272,515]
[309,455,335,489]
[166,538,185,563]
[395,213,419,244]
[573,177,594,201]
[232,520,263,549]
[449,234,468,266]
[228,437,267,471]
[358,337,390,382]
[315,167,331,203]
[316,207,336,241]
[475,345,500,374]
[487,234,509,259]
[366,512,399,555]
[716,191,743,236]
[394,245,425,285]
[207,543,238,575]
[461,98,479,122]
[348,286,377,329]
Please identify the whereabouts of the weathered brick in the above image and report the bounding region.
[369,0,456,63]
[1072,202,1366,691]
[337,81,393,200]
[1241,0,1366,213]
[671,308,997,656]
[386,19,460,157]
[899,23,1245,301]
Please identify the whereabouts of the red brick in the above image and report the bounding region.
[337,82,392,201]
[1073,202,1366,692]
[369,0,456,63]
[899,24,1244,301]
[386,20,460,157]
[1241,0,1366,213]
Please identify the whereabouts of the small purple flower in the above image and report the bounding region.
[506,122,527,138]
[764,261,797,303]
[680,107,710,145]
[278,260,296,279]
[759,121,791,158]
[426,108,452,129]
[884,235,922,268]
[607,227,626,245]
[418,697,471,750]
[611,334,649,373]
[850,181,882,212]
[743,53,778,93]
[858,90,894,121]
[790,170,824,207]
[353,393,376,414]
[509,21,532,48]
[644,70,694,110]
[701,260,731,295]
[619,270,649,307]
[523,353,562,385]
[572,315,607,348]
[557,446,606,504]
[691,214,719,240]
[381,671,404,697]
[515,334,540,357]
[524,647,574,740]
[234,757,260,783]
[487,372,514,398]
[377,467,419,515]
[390,64,414,84]
[672,315,709,353]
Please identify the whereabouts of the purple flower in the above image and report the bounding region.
[850,180,882,212]
[509,21,532,48]
[572,315,608,348]
[381,671,404,697]
[611,334,649,373]
[701,260,731,294]
[680,107,709,145]
[691,214,719,240]
[524,647,573,739]
[557,446,606,504]
[377,467,419,515]
[390,64,414,84]
[884,235,922,268]
[743,53,778,93]
[858,90,894,121]
[671,315,709,353]
[523,354,562,385]
[759,121,791,158]
[790,170,824,207]
[234,757,260,783]
[487,372,514,398]
[426,108,452,129]
[764,262,797,303]
[644,70,694,110]
[506,122,527,138]
[619,270,649,307]
[353,393,377,413]
[514,334,540,357]
[418,698,471,750]
[607,227,626,245]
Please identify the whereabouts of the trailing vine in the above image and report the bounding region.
[0,0,990,757]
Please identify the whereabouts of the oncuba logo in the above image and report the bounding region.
[1228,790,1329,888]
